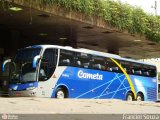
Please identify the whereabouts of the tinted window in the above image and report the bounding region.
[106,58,121,73]
[75,52,91,69]
[15,48,41,62]
[59,50,75,66]
[120,61,131,74]
[92,56,106,70]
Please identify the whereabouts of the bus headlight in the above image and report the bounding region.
[26,87,36,90]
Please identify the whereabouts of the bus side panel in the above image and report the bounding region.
[51,66,157,101]
[91,73,130,100]
[52,67,98,98]
[51,67,131,99]
[130,75,157,101]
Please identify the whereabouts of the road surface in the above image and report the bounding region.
[0,97,160,120]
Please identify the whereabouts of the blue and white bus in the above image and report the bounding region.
[2,45,158,101]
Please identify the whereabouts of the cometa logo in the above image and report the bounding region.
[78,70,103,80]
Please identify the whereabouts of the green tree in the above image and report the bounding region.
[35,0,160,42]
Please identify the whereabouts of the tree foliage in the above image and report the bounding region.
[38,0,160,42]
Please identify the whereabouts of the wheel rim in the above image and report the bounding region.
[56,91,65,99]
[127,95,133,101]
[137,95,142,101]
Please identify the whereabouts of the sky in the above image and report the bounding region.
[114,0,160,15]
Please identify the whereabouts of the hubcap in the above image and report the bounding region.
[57,91,64,99]
[137,96,142,101]
[127,95,133,101]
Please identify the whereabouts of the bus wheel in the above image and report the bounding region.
[136,93,144,101]
[55,88,66,99]
[126,92,134,101]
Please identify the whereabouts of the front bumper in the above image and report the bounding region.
[9,89,36,97]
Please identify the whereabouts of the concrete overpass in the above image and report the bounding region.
[0,0,160,59]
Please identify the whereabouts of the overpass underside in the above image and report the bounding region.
[0,0,160,59]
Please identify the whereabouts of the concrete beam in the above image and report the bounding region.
[9,0,116,30]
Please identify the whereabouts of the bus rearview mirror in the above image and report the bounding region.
[33,55,40,68]
[2,59,11,73]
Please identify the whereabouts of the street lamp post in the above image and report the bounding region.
[151,1,157,16]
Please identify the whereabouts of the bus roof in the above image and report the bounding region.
[25,45,156,67]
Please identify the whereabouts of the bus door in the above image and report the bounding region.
[37,48,58,97]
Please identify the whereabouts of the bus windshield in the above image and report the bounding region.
[9,48,41,83]
[15,48,41,62]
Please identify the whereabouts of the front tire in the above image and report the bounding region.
[55,88,67,99]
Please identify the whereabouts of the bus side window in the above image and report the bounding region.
[148,67,157,77]
[106,58,113,72]
[83,62,90,68]
[92,64,102,70]
[59,50,74,66]
[143,71,149,76]
[107,67,112,71]
[131,63,143,76]
[112,67,118,71]
[76,52,91,69]
[120,61,131,74]
[92,56,106,71]
[134,70,142,75]
[106,58,121,73]
[60,59,70,66]
[76,61,82,67]
[141,65,157,77]
[131,68,135,74]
